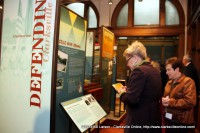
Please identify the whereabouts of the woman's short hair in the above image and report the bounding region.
[165,57,184,73]
[123,40,147,60]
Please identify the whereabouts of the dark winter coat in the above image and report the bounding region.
[120,62,162,133]
[183,62,199,94]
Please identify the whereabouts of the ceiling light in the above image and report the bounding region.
[108,0,113,5]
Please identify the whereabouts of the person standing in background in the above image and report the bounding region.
[117,40,162,133]
[182,54,199,94]
[162,57,196,133]
[159,62,168,94]
[151,60,168,95]
[151,60,160,72]
[182,54,199,128]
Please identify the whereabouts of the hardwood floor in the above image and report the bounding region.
[99,96,125,133]
[92,117,125,133]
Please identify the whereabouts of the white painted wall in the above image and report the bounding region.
[91,0,120,26]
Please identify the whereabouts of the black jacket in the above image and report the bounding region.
[120,62,162,133]
[184,62,199,94]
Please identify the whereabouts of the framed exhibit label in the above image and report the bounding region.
[61,94,107,133]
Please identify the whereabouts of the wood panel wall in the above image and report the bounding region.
[187,0,200,131]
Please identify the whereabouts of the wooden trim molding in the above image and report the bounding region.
[110,26,185,36]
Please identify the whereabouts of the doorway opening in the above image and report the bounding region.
[115,36,178,81]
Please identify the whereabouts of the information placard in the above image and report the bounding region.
[61,94,107,132]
